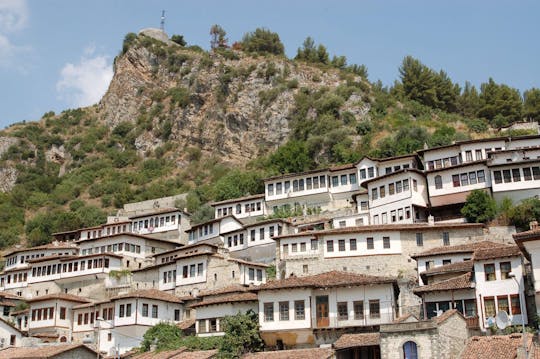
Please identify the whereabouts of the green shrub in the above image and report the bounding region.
[241,28,285,55]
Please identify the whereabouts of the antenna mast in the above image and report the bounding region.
[160,10,165,31]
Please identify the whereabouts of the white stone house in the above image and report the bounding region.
[255,271,398,348]
[129,208,191,244]
[26,293,90,342]
[187,215,244,246]
[132,243,268,297]
[362,168,429,225]
[0,317,25,348]
[412,242,527,331]
[190,285,258,337]
[514,225,540,318]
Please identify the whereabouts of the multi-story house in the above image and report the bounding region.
[514,222,540,317]
[191,285,258,337]
[255,271,398,348]
[128,208,191,244]
[132,243,268,297]
[187,216,244,246]
[211,194,266,219]
[412,242,526,331]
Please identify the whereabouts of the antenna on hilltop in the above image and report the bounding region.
[160,10,166,31]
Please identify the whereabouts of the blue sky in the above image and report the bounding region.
[0,0,539,129]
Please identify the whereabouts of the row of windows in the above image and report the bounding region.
[337,300,380,320]
[264,300,305,321]
[86,224,128,239]
[81,243,142,256]
[217,201,263,217]
[331,173,357,187]
[182,263,204,278]
[359,167,376,180]
[427,156,460,170]
[267,175,327,196]
[197,224,214,237]
[31,258,110,278]
[327,237,391,252]
[76,310,99,325]
[371,179,416,200]
[2,272,27,285]
[163,269,176,284]
[118,303,132,317]
[484,294,521,318]
[493,166,540,184]
[372,206,412,225]
[198,318,218,333]
[248,268,264,281]
[133,215,177,231]
[282,239,318,255]
[438,170,486,189]
[425,299,476,319]
[384,164,411,174]
[31,307,66,321]
[9,252,71,267]
[141,303,159,318]
[227,226,281,248]
[484,262,512,281]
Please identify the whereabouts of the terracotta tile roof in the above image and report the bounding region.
[329,163,357,171]
[393,313,418,323]
[198,284,252,297]
[189,292,258,308]
[473,244,522,261]
[243,348,334,359]
[172,349,217,359]
[27,293,91,304]
[111,289,182,303]
[0,300,16,307]
[3,242,77,256]
[10,308,29,315]
[421,260,473,276]
[360,168,424,188]
[433,309,463,324]
[413,273,474,294]
[209,194,265,206]
[0,291,23,300]
[333,333,380,350]
[256,271,396,291]
[177,318,196,330]
[411,241,503,259]
[513,227,540,241]
[227,258,270,268]
[73,300,111,309]
[129,348,187,359]
[0,343,97,358]
[460,333,534,359]
[275,223,484,240]
[128,207,184,219]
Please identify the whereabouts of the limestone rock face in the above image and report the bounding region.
[99,34,370,163]
[0,166,17,192]
[0,137,19,158]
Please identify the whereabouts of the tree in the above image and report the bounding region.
[509,198,540,231]
[241,28,284,55]
[477,78,522,126]
[457,81,480,118]
[140,322,182,352]
[170,34,186,46]
[267,140,315,174]
[461,190,497,223]
[210,25,227,49]
[523,88,540,121]
[218,310,264,357]
[399,56,438,108]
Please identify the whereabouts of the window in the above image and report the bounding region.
[291,243,298,253]
[341,174,347,186]
[484,297,496,317]
[442,259,452,265]
[396,181,403,193]
[460,173,469,186]
[300,242,306,252]
[59,307,66,320]
[465,150,473,162]
[534,167,540,180]
[497,296,509,314]
[269,226,275,238]
[284,181,291,193]
[332,176,339,187]
[320,175,326,187]
[354,301,364,320]
[152,305,158,318]
[442,232,450,246]
[257,269,263,281]
[282,244,288,254]
[510,295,521,314]
[403,341,418,359]
[337,302,348,320]
[403,179,409,191]
[389,183,395,195]
[484,263,496,281]
[78,314,82,325]
[477,170,485,183]
[142,304,148,317]
[250,229,256,241]
[503,169,512,183]
[425,260,434,270]
[379,186,386,198]
[368,167,374,178]
[452,174,460,187]
[199,319,207,333]
[512,168,521,182]
[311,239,318,251]
[299,179,305,191]
[500,262,511,279]
[360,169,366,179]
[190,264,196,277]
[260,228,265,241]
[174,309,181,321]
[279,302,289,321]
[434,175,442,189]
[524,167,532,181]
[276,182,282,194]
[264,303,274,321]
[338,239,346,251]
[294,300,305,320]
[303,264,308,273]
[367,237,374,249]
[494,170,502,184]
[119,305,125,317]
[416,233,423,247]
[327,240,334,253]
[339,220,346,228]
[475,149,483,160]
[469,171,477,184]
[350,238,357,251]
[126,304,132,317]
[249,268,255,281]
[383,237,390,249]
[349,173,357,184]
[267,184,274,196]
[369,300,380,318]
[371,188,378,200]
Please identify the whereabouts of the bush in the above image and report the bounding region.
[241,28,285,55]
[170,34,186,46]
[168,87,191,107]
[122,33,137,54]
[461,190,497,223]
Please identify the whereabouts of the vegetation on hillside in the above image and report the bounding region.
[0,26,539,251]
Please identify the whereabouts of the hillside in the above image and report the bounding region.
[0,28,536,252]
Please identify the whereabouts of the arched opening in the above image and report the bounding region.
[59,336,67,343]
[403,341,418,359]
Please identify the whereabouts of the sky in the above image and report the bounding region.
[0,0,539,129]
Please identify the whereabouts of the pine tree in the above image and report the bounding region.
[523,88,540,121]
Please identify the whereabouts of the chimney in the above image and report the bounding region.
[530,221,538,230]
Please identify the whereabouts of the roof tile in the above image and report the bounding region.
[334,333,380,349]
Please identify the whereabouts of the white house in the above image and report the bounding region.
[255,271,398,348]
[190,285,258,337]
[129,208,190,244]
[211,194,266,219]
[187,216,244,245]
[0,317,25,348]
[514,224,540,318]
